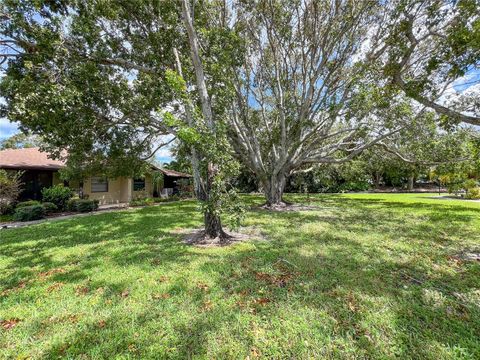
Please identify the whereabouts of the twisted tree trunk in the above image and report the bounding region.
[181,0,225,239]
[262,172,288,208]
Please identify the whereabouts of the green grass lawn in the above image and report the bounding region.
[1,194,479,359]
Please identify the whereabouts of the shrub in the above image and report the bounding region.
[337,181,370,192]
[465,187,480,200]
[42,202,58,214]
[180,192,193,199]
[13,205,45,222]
[41,185,74,210]
[129,198,155,207]
[66,198,78,211]
[169,194,180,201]
[463,179,478,191]
[75,199,95,212]
[16,200,41,208]
[0,170,23,214]
[67,198,99,212]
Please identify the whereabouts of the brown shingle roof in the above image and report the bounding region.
[159,168,192,178]
[0,147,66,170]
[0,147,192,177]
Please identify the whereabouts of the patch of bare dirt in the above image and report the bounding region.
[258,203,321,212]
[454,251,480,262]
[175,227,267,247]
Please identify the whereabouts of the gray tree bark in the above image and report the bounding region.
[181,0,225,238]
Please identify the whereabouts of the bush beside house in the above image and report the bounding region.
[13,205,46,222]
[41,185,74,210]
[0,170,23,215]
[6,185,99,222]
[67,199,99,212]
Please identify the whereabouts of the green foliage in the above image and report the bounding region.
[0,170,23,214]
[463,179,478,191]
[337,181,370,193]
[67,198,80,212]
[16,200,41,209]
[129,198,155,207]
[75,199,99,213]
[465,187,480,200]
[0,0,181,179]
[151,172,164,196]
[41,202,58,214]
[13,205,45,222]
[41,185,74,210]
[439,173,470,194]
[165,69,187,94]
[464,179,480,199]
[0,132,44,150]
[67,198,99,212]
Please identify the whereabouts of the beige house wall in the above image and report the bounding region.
[132,174,154,200]
[82,175,154,205]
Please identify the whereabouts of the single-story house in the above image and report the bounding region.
[0,147,191,204]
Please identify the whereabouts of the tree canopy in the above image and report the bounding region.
[0,0,479,220]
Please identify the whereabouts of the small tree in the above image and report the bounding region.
[151,171,165,196]
[0,170,23,214]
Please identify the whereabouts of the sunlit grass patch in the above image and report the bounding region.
[1,194,479,359]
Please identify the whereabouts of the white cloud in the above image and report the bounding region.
[0,118,19,139]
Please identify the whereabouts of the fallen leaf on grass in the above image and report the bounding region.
[238,289,250,296]
[197,283,209,291]
[128,344,138,353]
[0,281,27,297]
[121,290,130,298]
[202,300,213,311]
[253,297,271,306]
[38,268,66,279]
[75,286,89,296]
[91,287,105,296]
[346,292,358,313]
[153,293,171,300]
[1,318,21,330]
[68,314,79,323]
[47,282,64,293]
[254,271,294,288]
[246,347,260,359]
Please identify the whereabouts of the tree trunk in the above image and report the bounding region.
[204,210,224,238]
[374,172,381,188]
[172,47,205,202]
[407,176,414,191]
[181,0,226,239]
[263,173,288,208]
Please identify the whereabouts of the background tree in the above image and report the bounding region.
[223,0,421,207]
[0,132,44,149]
[0,0,242,238]
[369,0,480,126]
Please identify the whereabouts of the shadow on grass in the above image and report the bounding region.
[1,196,479,358]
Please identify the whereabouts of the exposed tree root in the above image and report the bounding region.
[258,201,319,212]
[177,227,266,247]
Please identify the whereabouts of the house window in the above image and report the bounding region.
[91,177,108,192]
[133,178,146,191]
